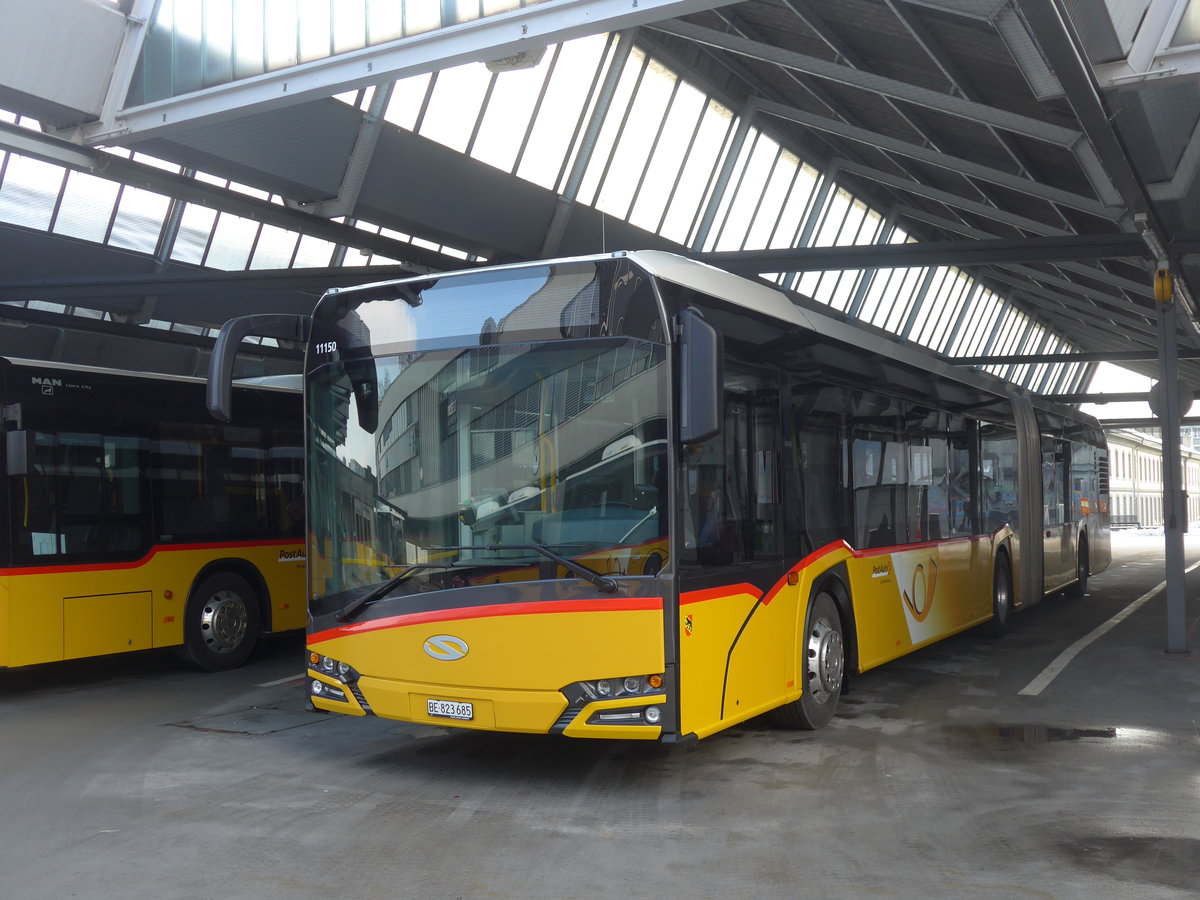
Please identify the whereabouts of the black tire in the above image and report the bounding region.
[773,588,845,730]
[1065,541,1089,599]
[989,552,1013,638]
[181,571,261,671]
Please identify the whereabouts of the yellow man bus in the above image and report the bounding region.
[0,358,304,671]
[211,251,1110,739]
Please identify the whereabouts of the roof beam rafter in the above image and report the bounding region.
[756,99,1120,220]
[649,18,1084,146]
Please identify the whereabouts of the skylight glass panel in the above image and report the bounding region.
[628,80,706,233]
[713,136,780,251]
[406,0,443,36]
[472,61,551,173]
[206,213,259,269]
[172,204,218,264]
[367,3,404,42]
[595,57,674,221]
[233,1,267,79]
[0,155,64,231]
[518,34,609,190]
[420,64,492,153]
[299,0,333,63]
[294,234,336,267]
[250,224,301,269]
[385,73,434,131]
[333,1,368,54]
[664,101,734,246]
[767,163,818,249]
[264,0,300,69]
[575,49,643,206]
[108,185,172,254]
[53,171,121,244]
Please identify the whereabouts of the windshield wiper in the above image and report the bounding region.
[479,543,618,593]
[336,542,620,622]
[336,561,489,622]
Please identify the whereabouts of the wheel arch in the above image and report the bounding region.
[815,562,857,680]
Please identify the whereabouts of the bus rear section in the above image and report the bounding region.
[0,358,305,670]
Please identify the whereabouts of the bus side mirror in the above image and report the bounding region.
[678,308,722,444]
[207,314,309,422]
[6,430,28,476]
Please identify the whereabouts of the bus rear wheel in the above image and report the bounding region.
[182,571,261,671]
[1065,541,1089,599]
[773,588,844,730]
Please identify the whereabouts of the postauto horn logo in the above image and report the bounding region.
[423,634,469,661]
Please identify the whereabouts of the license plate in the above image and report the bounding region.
[427,698,474,720]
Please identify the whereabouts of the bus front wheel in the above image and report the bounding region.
[989,553,1012,638]
[773,588,845,730]
[182,571,261,671]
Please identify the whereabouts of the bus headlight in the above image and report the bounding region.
[557,674,667,730]
[308,651,359,684]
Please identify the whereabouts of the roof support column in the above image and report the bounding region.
[540,30,636,257]
[1155,271,1188,653]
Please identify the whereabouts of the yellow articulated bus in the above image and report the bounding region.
[210,251,1110,740]
[0,358,305,671]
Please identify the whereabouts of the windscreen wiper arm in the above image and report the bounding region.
[485,543,619,593]
[336,557,531,622]
[336,566,421,622]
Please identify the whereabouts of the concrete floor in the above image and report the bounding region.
[2,531,1200,899]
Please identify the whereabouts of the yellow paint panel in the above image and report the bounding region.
[724,582,802,723]
[0,542,305,667]
[851,539,997,671]
[312,605,664,734]
[358,676,567,733]
[678,588,760,738]
[64,591,151,660]
[319,607,664,692]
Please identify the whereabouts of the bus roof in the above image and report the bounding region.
[322,251,1101,432]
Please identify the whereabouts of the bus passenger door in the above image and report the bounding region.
[1041,437,1074,592]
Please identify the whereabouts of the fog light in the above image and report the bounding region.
[311,679,325,695]
[644,705,662,725]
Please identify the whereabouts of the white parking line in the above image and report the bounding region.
[256,673,306,688]
[1018,559,1200,696]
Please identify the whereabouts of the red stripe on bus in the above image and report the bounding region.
[0,538,305,577]
[310,595,664,644]
[680,583,762,605]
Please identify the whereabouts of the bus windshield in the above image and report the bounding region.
[307,337,669,613]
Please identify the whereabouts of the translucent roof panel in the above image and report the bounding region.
[129,0,547,104]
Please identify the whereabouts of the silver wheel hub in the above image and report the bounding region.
[806,614,844,703]
[995,572,1010,621]
[200,590,248,654]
